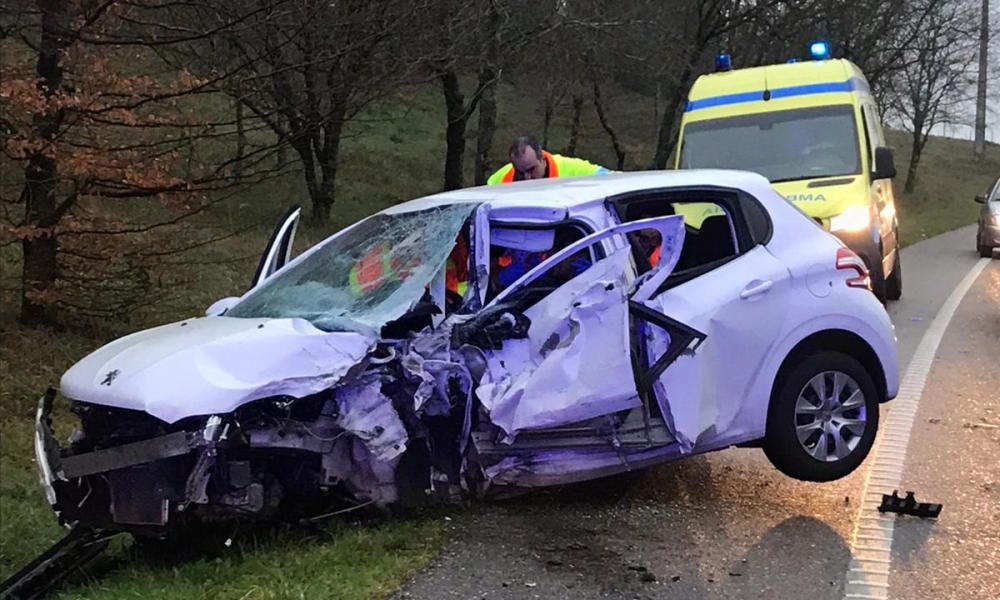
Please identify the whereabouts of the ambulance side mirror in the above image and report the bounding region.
[974,195,986,204]
[872,147,896,180]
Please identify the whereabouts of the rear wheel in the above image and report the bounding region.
[885,251,902,300]
[763,351,879,482]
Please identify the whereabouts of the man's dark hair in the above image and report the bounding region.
[508,134,542,159]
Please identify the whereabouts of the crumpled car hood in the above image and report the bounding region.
[60,316,375,424]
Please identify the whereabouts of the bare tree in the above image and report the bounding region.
[886,0,978,192]
[974,0,989,159]
[647,0,779,169]
[421,0,561,190]
[0,1,274,326]
[166,1,427,222]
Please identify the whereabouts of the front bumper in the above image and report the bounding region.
[34,390,63,510]
[34,390,216,530]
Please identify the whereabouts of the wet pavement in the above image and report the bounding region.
[392,225,999,600]
[888,262,1000,600]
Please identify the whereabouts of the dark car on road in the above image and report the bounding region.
[976,175,1000,258]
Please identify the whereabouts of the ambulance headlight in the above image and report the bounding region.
[830,205,872,232]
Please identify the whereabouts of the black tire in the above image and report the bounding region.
[865,253,887,304]
[763,351,879,482]
[884,251,902,301]
[979,241,993,258]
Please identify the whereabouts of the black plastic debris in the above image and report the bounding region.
[878,490,942,518]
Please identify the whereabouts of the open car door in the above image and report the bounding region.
[469,216,706,484]
[251,205,301,288]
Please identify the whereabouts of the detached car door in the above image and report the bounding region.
[471,215,706,451]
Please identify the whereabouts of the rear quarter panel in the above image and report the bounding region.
[730,188,900,437]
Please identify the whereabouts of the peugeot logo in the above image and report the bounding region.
[100,369,120,386]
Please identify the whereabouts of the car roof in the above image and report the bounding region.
[382,169,777,215]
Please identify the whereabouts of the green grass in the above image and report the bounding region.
[2,75,999,598]
[885,130,1000,247]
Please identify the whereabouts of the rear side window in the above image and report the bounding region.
[619,197,739,274]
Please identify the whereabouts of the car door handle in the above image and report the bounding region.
[740,279,773,299]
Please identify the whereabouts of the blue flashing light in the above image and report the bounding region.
[787,58,798,64]
[809,40,831,60]
[715,53,733,72]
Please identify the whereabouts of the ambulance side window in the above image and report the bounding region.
[860,108,874,167]
[861,104,882,163]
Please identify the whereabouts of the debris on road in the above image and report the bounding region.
[878,490,942,518]
[0,527,117,600]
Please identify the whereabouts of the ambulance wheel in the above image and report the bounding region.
[868,257,887,304]
[885,252,902,301]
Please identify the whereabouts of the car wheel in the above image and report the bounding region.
[979,240,993,258]
[884,251,902,300]
[763,351,879,482]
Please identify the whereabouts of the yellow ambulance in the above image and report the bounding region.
[674,45,901,302]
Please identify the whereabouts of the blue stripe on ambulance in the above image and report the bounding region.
[684,77,870,112]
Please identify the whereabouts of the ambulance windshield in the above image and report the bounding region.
[679,104,861,183]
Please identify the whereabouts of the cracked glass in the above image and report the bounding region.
[229,204,478,333]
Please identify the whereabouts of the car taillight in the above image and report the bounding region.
[836,248,871,289]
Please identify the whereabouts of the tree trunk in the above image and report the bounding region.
[473,1,501,186]
[973,0,989,160]
[592,79,626,170]
[441,69,468,191]
[651,77,693,170]
[542,83,557,148]
[20,0,70,325]
[651,37,709,169]
[290,137,323,221]
[566,95,584,156]
[904,126,924,193]
[235,99,246,176]
[314,112,344,223]
[474,80,497,186]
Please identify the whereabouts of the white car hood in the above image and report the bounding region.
[60,316,375,424]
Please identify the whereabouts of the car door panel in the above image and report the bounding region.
[474,215,694,444]
[640,245,791,451]
[475,248,638,439]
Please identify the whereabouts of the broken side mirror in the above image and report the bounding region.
[206,296,239,317]
[872,147,896,180]
[974,195,986,204]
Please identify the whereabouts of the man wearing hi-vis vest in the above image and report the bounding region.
[486,134,610,185]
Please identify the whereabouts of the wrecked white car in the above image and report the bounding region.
[35,170,899,535]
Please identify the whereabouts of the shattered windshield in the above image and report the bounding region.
[228,203,478,333]
[679,104,861,183]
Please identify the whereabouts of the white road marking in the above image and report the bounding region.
[842,258,990,600]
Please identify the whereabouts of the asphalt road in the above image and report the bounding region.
[391,224,999,600]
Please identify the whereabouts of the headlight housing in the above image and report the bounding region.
[830,204,873,232]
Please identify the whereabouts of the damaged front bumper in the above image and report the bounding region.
[34,389,233,532]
